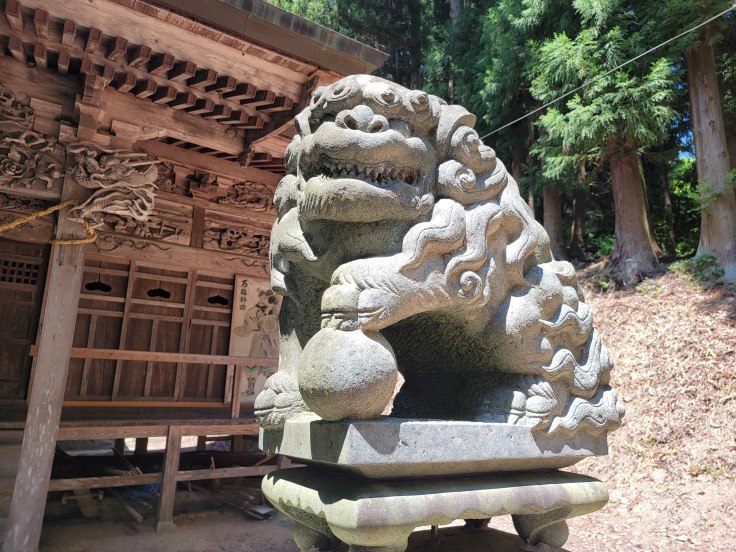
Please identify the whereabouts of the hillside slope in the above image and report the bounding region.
[561,270,736,550]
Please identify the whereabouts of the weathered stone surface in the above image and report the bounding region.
[260,414,608,478]
[262,467,607,552]
[254,74,624,440]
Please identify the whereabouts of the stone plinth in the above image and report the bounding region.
[259,414,608,479]
[406,526,571,552]
[263,467,607,552]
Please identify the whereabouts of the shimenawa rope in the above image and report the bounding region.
[0,198,97,245]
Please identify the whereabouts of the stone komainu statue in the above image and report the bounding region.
[255,75,624,436]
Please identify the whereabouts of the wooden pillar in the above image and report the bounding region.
[134,438,148,455]
[3,172,88,551]
[156,426,182,532]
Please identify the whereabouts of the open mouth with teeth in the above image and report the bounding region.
[299,158,430,222]
[318,158,419,186]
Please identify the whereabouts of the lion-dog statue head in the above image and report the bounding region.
[255,75,624,438]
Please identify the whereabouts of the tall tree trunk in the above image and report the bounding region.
[449,0,463,25]
[728,129,736,173]
[687,29,736,283]
[608,148,660,286]
[543,187,569,260]
[569,163,587,259]
[511,141,535,216]
[662,171,677,257]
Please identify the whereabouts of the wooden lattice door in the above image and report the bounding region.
[0,239,48,402]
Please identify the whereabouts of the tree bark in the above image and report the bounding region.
[569,163,587,260]
[607,148,660,286]
[686,29,736,283]
[662,172,677,257]
[728,129,736,175]
[543,187,569,260]
[511,141,535,216]
[449,0,463,25]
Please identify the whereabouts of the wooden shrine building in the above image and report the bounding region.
[0,0,385,549]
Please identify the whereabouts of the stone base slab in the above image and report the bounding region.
[259,414,608,478]
[405,526,570,551]
[262,467,608,552]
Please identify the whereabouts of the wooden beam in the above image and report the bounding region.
[151,85,177,104]
[169,60,195,83]
[133,139,280,186]
[4,0,24,31]
[61,18,75,46]
[32,42,47,69]
[169,92,196,110]
[32,8,48,39]
[0,18,270,126]
[85,27,102,54]
[258,96,294,114]
[44,465,274,493]
[101,65,115,86]
[54,423,260,441]
[91,230,271,279]
[7,35,25,62]
[57,50,70,74]
[149,53,174,76]
[223,83,255,102]
[128,44,151,68]
[114,72,136,93]
[175,465,276,481]
[28,346,277,367]
[156,426,181,532]
[49,473,162,492]
[188,68,217,91]
[102,88,246,155]
[0,55,77,123]
[133,79,156,98]
[107,36,128,62]
[19,0,309,100]
[205,75,235,94]
[185,98,214,115]
[202,104,231,120]
[4,170,89,552]
[242,89,275,108]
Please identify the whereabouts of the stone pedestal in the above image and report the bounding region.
[260,414,608,479]
[262,466,607,552]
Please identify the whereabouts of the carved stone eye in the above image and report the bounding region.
[327,81,355,101]
[410,91,429,110]
[378,88,400,106]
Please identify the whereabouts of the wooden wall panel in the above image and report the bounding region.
[0,239,48,401]
[67,258,236,404]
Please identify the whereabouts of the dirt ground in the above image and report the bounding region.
[37,269,736,551]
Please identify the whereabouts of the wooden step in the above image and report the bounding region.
[0,444,21,479]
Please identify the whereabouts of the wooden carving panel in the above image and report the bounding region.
[229,275,280,407]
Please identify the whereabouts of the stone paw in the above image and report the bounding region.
[254,370,308,427]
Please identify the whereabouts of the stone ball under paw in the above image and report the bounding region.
[298,327,398,421]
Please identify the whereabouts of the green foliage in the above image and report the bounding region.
[268,0,734,276]
[670,254,726,285]
[586,232,615,259]
[531,26,678,157]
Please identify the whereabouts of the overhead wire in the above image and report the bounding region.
[480,3,736,140]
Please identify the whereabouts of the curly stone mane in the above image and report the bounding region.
[255,75,623,435]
